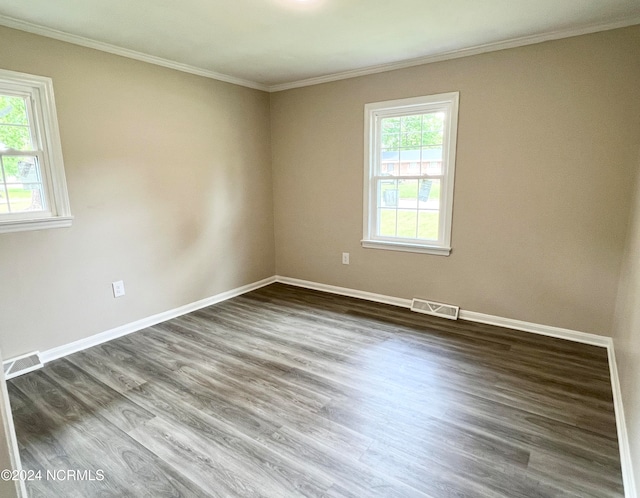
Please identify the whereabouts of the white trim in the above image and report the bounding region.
[39,276,276,363]
[0,215,73,234]
[457,310,611,347]
[0,68,72,232]
[275,276,413,309]
[0,14,638,94]
[275,276,610,346]
[269,16,640,92]
[37,68,72,218]
[4,363,41,380]
[0,350,27,497]
[361,240,451,256]
[0,15,269,92]
[607,344,637,498]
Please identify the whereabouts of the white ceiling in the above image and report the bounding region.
[0,0,639,91]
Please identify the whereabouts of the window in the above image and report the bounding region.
[0,69,71,234]
[362,92,459,255]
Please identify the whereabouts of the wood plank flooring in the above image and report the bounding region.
[8,283,624,497]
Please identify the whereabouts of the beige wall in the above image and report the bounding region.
[0,26,275,358]
[271,26,640,336]
[0,25,635,356]
[613,147,640,492]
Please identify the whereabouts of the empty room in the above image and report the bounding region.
[0,0,639,497]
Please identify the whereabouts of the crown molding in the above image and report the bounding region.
[268,15,640,92]
[0,15,269,92]
[0,13,638,94]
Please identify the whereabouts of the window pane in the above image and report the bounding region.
[0,124,33,150]
[380,149,398,175]
[418,210,439,240]
[379,113,443,241]
[381,116,400,149]
[422,112,444,145]
[422,161,443,176]
[379,208,396,237]
[1,155,46,213]
[397,210,418,238]
[379,179,398,207]
[400,148,420,163]
[422,145,442,161]
[381,133,399,149]
[7,184,45,212]
[383,163,398,176]
[382,117,400,134]
[0,192,8,213]
[400,132,421,148]
[1,155,18,178]
[401,115,421,133]
[0,95,29,125]
[381,149,399,161]
[2,155,41,182]
[419,179,440,207]
[399,179,418,209]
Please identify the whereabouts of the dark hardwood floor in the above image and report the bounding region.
[8,283,624,497]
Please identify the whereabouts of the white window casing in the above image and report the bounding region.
[362,92,459,255]
[0,69,72,234]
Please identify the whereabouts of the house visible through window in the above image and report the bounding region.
[362,92,459,255]
[0,69,71,233]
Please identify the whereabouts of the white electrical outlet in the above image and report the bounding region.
[342,252,350,265]
[112,280,125,298]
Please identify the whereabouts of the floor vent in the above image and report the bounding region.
[411,299,460,320]
[3,352,43,380]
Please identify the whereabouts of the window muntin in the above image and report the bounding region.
[363,93,459,255]
[0,69,71,233]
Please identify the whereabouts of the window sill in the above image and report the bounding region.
[0,216,73,234]
[361,239,451,256]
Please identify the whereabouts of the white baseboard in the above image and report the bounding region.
[276,275,609,347]
[275,276,413,309]
[34,274,610,365]
[457,310,611,347]
[38,276,276,364]
[0,360,27,497]
[607,345,637,498]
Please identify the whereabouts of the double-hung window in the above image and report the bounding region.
[0,69,71,233]
[363,92,459,255]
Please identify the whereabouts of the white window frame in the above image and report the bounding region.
[0,69,72,234]
[362,92,459,256]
